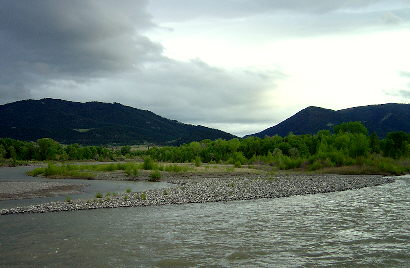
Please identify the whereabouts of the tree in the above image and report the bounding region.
[0,144,6,160]
[37,138,61,160]
[383,131,409,158]
[369,132,381,154]
[333,121,368,136]
[120,145,131,156]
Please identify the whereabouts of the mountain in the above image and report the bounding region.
[0,98,236,145]
[251,103,410,138]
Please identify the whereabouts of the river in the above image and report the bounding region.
[0,167,409,267]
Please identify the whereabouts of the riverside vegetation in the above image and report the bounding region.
[2,121,407,215]
[1,122,410,176]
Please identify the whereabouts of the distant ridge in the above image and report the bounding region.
[0,98,236,145]
[250,103,410,138]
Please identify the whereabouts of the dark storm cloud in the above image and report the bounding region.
[0,0,277,133]
[0,0,161,102]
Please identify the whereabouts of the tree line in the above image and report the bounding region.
[146,122,410,172]
[0,138,115,162]
[1,122,410,173]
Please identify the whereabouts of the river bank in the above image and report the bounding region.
[0,174,394,215]
[0,181,85,201]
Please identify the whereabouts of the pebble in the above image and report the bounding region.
[0,174,395,215]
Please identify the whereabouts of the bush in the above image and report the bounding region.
[276,156,303,170]
[194,156,202,167]
[142,157,156,170]
[164,164,189,173]
[95,192,103,198]
[234,161,242,168]
[148,170,161,181]
[125,165,139,177]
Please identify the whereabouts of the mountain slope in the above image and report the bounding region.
[251,103,410,138]
[0,98,236,145]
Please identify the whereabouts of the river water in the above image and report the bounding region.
[0,167,409,267]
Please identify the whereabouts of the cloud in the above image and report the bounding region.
[382,11,404,24]
[400,71,410,78]
[32,59,282,125]
[148,0,409,19]
[0,0,164,102]
[386,71,410,100]
[148,0,410,40]
[398,89,410,98]
[0,0,280,136]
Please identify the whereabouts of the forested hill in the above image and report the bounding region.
[0,99,236,145]
[251,103,410,138]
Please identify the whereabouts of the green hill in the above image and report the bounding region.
[0,99,236,145]
[251,103,410,138]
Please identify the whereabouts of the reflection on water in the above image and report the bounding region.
[0,169,409,267]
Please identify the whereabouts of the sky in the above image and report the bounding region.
[1,0,410,137]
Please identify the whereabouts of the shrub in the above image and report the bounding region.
[194,156,202,167]
[95,192,103,198]
[142,157,156,170]
[234,161,242,168]
[164,164,189,172]
[140,192,147,200]
[148,170,161,181]
[126,188,132,193]
[26,167,47,177]
[125,165,139,177]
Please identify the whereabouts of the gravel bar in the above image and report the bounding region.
[0,175,394,215]
[0,181,85,201]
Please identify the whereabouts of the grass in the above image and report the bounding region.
[25,155,409,183]
[307,156,410,175]
[142,157,156,170]
[27,164,95,179]
[148,170,161,181]
[27,162,143,179]
[161,164,191,173]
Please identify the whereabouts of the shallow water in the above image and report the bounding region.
[0,166,171,209]
[0,168,409,267]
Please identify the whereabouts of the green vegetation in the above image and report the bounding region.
[161,164,190,173]
[148,170,161,181]
[4,121,410,176]
[95,192,103,199]
[27,163,143,179]
[26,163,95,179]
[124,165,139,177]
[194,156,202,167]
[142,156,156,170]
[126,188,132,193]
[145,122,410,175]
